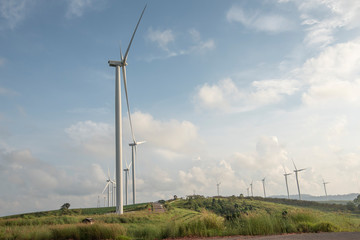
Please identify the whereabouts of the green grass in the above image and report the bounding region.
[1,198,360,240]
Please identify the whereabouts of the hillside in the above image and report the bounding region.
[1,197,360,240]
[270,193,359,202]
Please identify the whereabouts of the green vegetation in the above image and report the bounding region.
[1,197,360,240]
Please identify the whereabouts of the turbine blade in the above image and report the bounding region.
[122,65,136,143]
[298,168,306,172]
[102,182,110,193]
[136,140,146,145]
[291,159,297,170]
[128,161,132,169]
[107,167,110,179]
[124,4,147,62]
[120,43,124,61]
[124,158,129,170]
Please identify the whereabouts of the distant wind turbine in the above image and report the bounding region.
[108,5,146,214]
[283,166,292,199]
[262,178,266,198]
[322,178,330,199]
[250,181,253,197]
[123,160,132,205]
[102,168,113,207]
[292,159,306,200]
[216,181,221,196]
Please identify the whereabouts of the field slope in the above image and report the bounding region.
[1,197,359,240]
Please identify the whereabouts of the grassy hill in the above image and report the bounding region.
[1,196,360,240]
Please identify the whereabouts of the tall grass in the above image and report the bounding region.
[1,198,360,240]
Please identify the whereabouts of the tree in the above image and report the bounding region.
[346,202,356,211]
[353,194,360,206]
[61,203,70,210]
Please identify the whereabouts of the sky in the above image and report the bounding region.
[1,0,360,216]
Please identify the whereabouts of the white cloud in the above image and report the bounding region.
[65,120,114,157]
[146,28,215,60]
[195,78,300,112]
[147,27,175,51]
[66,0,96,18]
[295,0,360,47]
[0,57,5,66]
[301,38,360,106]
[0,147,105,216]
[126,111,202,155]
[0,86,18,96]
[226,6,294,33]
[0,0,28,29]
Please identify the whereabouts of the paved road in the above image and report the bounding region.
[178,232,360,240]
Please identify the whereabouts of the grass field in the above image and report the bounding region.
[1,197,359,240]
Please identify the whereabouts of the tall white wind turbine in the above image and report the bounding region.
[322,178,329,199]
[108,5,146,214]
[262,178,266,198]
[283,166,292,199]
[292,159,306,200]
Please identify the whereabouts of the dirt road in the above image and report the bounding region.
[178,232,360,240]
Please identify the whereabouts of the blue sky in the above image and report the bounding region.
[1,0,360,216]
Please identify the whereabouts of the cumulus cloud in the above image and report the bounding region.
[65,120,114,158]
[125,111,202,156]
[195,78,300,112]
[226,5,294,33]
[301,38,360,106]
[0,147,105,216]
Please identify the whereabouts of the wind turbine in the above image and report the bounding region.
[108,5,146,214]
[102,169,112,207]
[292,159,306,200]
[129,140,146,204]
[250,181,253,197]
[262,178,266,198]
[216,181,221,196]
[322,178,330,199]
[283,166,292,199]
[123,160,132,205]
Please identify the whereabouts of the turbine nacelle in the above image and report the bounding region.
[129,140,146,146]
[108,60,127,67]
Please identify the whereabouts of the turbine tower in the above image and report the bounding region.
[292,159,306,200]
[246,187,249,197]
[262,178,266,198]
[108,5,146,214]
[283,166,292,199]
[250,181,253,197]
[216,181,221,196]
[322,178,330,199]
